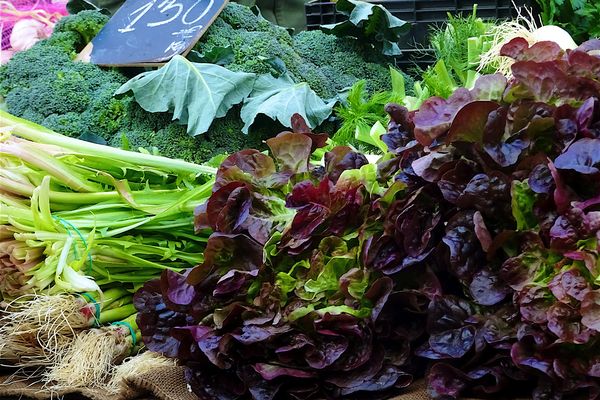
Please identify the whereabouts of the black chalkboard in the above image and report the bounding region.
[89,0,228,66]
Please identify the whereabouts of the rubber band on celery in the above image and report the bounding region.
[111,321,137,347]
[52,216,93,274]
[79,292,100,327]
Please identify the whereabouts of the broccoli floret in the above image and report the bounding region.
[28,71,91,115]
[111,107,271,164]
[293,30,414,97]
[4,89,45,124]
[196,5,301,79]
[0,44,70,95]
[43,112,86,137]
[40,31,81,56]
[53,10,109,50]
[217,3,291,45]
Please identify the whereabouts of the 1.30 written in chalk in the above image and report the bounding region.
[88,0,228,66]
[118,0,215,33]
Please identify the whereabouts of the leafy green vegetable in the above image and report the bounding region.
[189,45,235,66]
[420,7,495,98]
[134,128,423,399]
[322,0,410,56]
[355,120,387,153]
[333,80,389,145]
[0,111,215,297]
[240,74,334,133]
[116,56,256,136]
[335,68,427,149]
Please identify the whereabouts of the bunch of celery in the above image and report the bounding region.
[0,110,216,376]
[0,110,216,298]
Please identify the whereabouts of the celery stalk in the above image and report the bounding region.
[0,110,216,177]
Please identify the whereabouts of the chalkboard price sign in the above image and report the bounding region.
[89,0,228,66]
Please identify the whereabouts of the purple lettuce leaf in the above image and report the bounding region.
[554,138,600,174]
[412,89,473,146]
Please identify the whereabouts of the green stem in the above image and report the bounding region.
[104,295,133,310]
[101,287,130,309]
[1,110,216,177]
[0,141,101,193]
[123,313,138,331]
[0,175,193,204]
[98,304,137,324]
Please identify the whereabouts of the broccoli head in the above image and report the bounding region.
[42,112,87,138]
[28,71,92,115]
[39,31,81,57]
[111,106,271,164]
[0,21,133,142]
[0,9,107,94]
[293,30,414,97]
[0,44,70,96]
[53,10,109,50]
[195,4,301,78]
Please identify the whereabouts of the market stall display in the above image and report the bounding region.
[1,0,599,399]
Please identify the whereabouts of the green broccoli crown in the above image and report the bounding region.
[293,30,409,97]
[0,21,132,142]
[40,31,81,56]
[53,10,109,50]
[29,71,92,114]
[196,4,299,78]
[42,112,86,138]
[111,106,271,164]
[0,44,71,96]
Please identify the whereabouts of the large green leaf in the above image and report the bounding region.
[322,0,410,56]
[116,56,256,136]
[240,74,333,133]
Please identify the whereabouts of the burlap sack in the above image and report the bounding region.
[0,366,193,400]
[1,369,522,400]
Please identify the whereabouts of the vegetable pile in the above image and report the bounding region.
[0,111,214,296]
[0,111,215,388]
[135,120,427,398]
[3,0,600,398]
[134,38,600,399]
[0,3,413,164]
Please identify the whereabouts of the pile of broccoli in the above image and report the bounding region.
[0,11,125,141]
[0,5,410,163]
[0,10,268,163]
[196,4,410,99]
